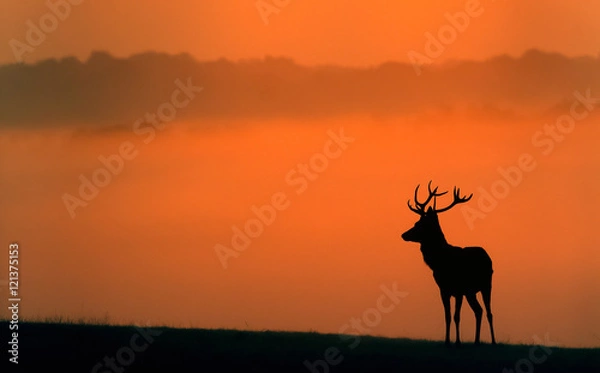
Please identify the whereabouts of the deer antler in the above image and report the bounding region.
[407,180,448,215]
[431,186,473,213]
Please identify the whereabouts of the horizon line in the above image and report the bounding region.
[2,47,598,69]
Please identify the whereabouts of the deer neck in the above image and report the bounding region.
[419,231,450,271]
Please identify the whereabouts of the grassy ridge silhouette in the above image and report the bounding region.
[2,321,598,373]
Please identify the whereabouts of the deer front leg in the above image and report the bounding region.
[454,294,463,346]
[441,291,451,346]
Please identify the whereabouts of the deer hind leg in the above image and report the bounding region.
[454,294,463,346]
[441,291,451,346]
[482,285,496,345]
[466,293,483,344]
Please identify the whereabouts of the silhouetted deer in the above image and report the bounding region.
[401,181,496,346]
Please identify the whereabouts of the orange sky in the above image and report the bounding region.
[2,114,600,347]
[1,0,599,65]
[1,0,600,349]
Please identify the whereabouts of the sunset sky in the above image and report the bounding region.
[1,0,600,349]
[1,0,599,65]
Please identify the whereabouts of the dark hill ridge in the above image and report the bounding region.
[0,49,599,127]
[2,321,598,373]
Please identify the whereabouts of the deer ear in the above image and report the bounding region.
[426,207,433,213]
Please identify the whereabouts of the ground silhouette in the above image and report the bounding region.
[2,321,598,373]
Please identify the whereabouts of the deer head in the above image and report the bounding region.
[401,181,472,244]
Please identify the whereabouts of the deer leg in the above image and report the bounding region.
[482,285,496,345]
[466,294,483,344]
[454,294,463,346]
[441,291,451,346]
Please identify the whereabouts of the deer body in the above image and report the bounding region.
[401,182,496,346]
[423,244,492,296]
